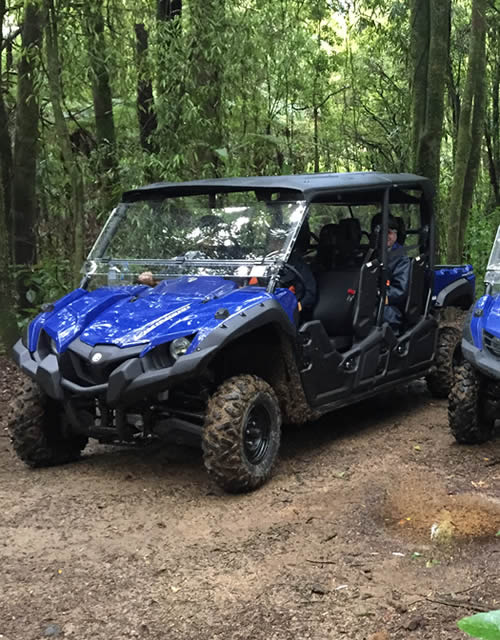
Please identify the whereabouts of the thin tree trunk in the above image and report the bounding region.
[12,0,43,308]
[447,0,488,263]
[416,0,450,190]
[189,0,225,175]
[459,41,488,251]
[0,0,12,261]
[85,0,117,205]
[135,23,157,154]
[44,0,84,285]
[410,0,430,172]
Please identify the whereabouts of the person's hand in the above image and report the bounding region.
[138,271,156,287]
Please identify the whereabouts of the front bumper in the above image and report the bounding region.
[12,338,217,407]
[462,337,500,381]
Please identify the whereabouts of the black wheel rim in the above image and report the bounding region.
[243,402,272,465]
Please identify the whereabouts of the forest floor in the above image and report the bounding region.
[0,356,499,640]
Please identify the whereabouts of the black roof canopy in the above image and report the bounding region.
[122,172,434,204]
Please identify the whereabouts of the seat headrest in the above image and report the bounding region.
[319,223,339,247]
[339,218,362,246]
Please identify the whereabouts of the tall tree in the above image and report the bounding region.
[485,19,500,207]
[11,0,43,308]
[85,0,117,203]
[0,0,12,256]
[0,0,17,348]
[447,0,488,263]
[135,22,157,153]
[44,0,84,283]
[410,0,451,190]
[188,0,225,175]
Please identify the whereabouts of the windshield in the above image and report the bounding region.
[84,195,306,283]
[485,225,500,286]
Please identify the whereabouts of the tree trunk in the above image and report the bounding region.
[135,23,157,153]
[44,0,85,285]
[486,23,500,206]
[157,0,181,21]
[415,0,450,190]
[0,0,12,261]
[85,0,118,204]
[11,0,43,308]
[188,0,225,175]
[0,0,18,347]
[447,0,488,263]
[410,0,430,173]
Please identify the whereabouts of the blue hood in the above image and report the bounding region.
[28,276,297,355]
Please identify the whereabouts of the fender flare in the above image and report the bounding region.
[434,277,474,310]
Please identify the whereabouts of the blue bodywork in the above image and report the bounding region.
[460,291,500,382]
[433,264,475,299]
[27,276,298,356]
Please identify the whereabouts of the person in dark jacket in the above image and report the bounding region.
[371,213,410,332]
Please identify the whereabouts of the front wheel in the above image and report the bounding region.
[448,361,495,444]
[8,377,88,467]
[202,375,281,493]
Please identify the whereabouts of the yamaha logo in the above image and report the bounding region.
[91,352,103,363]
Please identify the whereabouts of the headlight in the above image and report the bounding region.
[169,337,192,360]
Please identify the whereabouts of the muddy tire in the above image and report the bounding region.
[448,361,494,444]
[202,375,281,493]
[8,377,88,467]
[426,326,461,398]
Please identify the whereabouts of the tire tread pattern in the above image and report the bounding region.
[7,377,87,467]
[202,375,281,493]
[426,326,461,398]
[448,360,494,444]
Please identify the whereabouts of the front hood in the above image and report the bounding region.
[29,276,296,355]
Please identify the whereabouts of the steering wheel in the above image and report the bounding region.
[279,262,307,303]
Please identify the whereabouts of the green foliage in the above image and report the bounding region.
[1,0,498,304]
[464,206,500,284]
[14,258,72,326]
[457,610,500,639]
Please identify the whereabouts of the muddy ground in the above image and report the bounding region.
[0,356,499,640]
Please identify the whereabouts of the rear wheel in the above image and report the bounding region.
[8,377,88,467]
[448,361,495,444]
[426,326,461,398]
[202,374,281,493]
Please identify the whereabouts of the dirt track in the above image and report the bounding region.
[1,357,499,640]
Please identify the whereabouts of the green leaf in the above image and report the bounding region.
[26,289,36,304]
[496,531,500,537]
[457,611,500,639]
[214,147,229,161]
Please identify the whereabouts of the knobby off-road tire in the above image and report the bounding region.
[202,375,281,493]
[448,361,494,444]
[426,326,461,398]
[8,377,88,467]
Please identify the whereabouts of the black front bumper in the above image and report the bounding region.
[12,338,217,407]
[462,337,500,381]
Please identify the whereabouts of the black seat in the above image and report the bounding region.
[337,218,362,266]
[313,269,359,337]
[353,260,380,338]
[315,223,339,271]
[404,256,426,325]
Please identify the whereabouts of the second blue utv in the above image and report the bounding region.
[449,225,500,444]
[9,172,475,492]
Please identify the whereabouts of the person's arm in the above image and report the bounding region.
[387,254,410,308]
